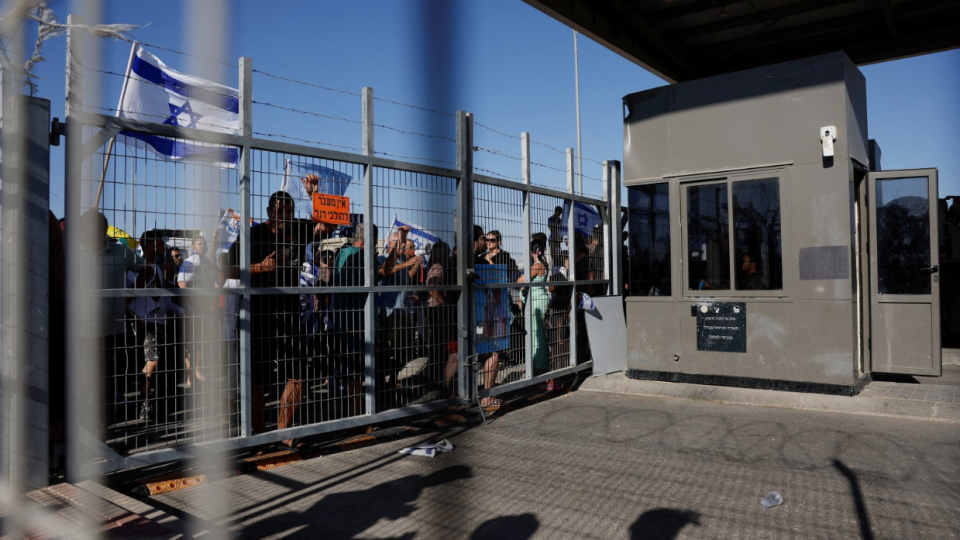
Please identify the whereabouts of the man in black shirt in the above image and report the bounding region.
[231,189,331,448]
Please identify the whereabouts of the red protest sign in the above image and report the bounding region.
[312,193,350,225]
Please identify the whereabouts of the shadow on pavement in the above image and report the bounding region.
[833,459,876,540]
[470,513,539,539]
[243,464,472,540]
[629,508,701,540]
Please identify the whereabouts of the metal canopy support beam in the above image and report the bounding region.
[877,0,899,39]
[677,0,852,40]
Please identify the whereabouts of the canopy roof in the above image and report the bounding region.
[524,0,960,82]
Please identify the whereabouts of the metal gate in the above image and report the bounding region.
[61,27,619,476]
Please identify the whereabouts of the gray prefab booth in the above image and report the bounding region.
[622,52,941,393]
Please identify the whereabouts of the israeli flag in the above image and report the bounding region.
[382,217,440,257]
[116,43,240,166]
[281,159,353,219]
[561,201,603,239]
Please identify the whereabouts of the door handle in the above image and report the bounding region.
[923,265,939,273]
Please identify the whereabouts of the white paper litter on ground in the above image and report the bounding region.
[398,439,455,458]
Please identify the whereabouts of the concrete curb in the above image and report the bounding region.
[581,372,960,424]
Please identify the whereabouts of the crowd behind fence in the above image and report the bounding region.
[61,35,620,474]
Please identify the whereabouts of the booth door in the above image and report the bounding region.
[867,169,941,376]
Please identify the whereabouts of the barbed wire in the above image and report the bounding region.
[374,96,455,118]
[374,151,456,166]
[123,38,237,68]
[531,161,567,174]
[83,66,240,111]
[252,131,360,152]
[252,69,361,97]
[374,123,456,143]
[474,167,519,182]
[474,121,520,140]
[82,104,233,131]
[253,100,361,125]
[474,146,520,161]
[529,138,566,156]
[582,156,604,166]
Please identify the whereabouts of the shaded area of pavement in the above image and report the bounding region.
[154,391,960,539]
[584,366,960,424]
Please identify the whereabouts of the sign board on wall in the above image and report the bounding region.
[312,193,350,225]
[696,302,747,353]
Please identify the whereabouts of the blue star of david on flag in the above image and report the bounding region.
[163,100,204,129]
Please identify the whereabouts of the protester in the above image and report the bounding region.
[131,230,183,421]
[378,234,422,406]
[443,225,485,397]
[331,222,406,415]
[178,235,218,388]
[228,187,332,449]
[519,239,551,375]
[476,229,518,407]
[423,241,455,394]
[77,210,146,428]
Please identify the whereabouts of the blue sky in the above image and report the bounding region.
[20,0,960,220]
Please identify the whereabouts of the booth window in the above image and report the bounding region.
[733,178,783,291]
[875,176,930,295]
[686,183,730,291]
[626,183,671,296]
[685,177,783,293]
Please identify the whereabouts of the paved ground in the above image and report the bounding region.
[154,390,960,540]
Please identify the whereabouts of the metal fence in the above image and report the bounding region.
[62,31,620,475]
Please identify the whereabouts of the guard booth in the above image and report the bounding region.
[622,51,940,394]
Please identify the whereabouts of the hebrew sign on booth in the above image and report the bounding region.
[312,193,351,225]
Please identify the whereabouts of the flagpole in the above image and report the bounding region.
[94,42,138,208]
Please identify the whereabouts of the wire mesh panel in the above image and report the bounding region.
[472,182,527,399]
[372,167,459,409]
[531,193,573,374]
[75,125,241,455]
[247,150,366,434]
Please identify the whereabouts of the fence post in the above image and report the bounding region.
[602,161,611,295]
[237,56,253,437]
[609,160,623,296]
[63,13,87,482]
[521,133,533,380]
[362,87,376,416]
[455,111,473,400]
[0,92,53,492]
[566,148,578,368]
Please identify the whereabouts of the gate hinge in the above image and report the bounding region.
[49,117,65,146]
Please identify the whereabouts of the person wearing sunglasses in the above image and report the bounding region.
[475,230,519,407]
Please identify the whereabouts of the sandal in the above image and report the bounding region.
[480,396,503,408]
[279,439,307,451]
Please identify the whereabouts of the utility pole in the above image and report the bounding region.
[573,29,583,195]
